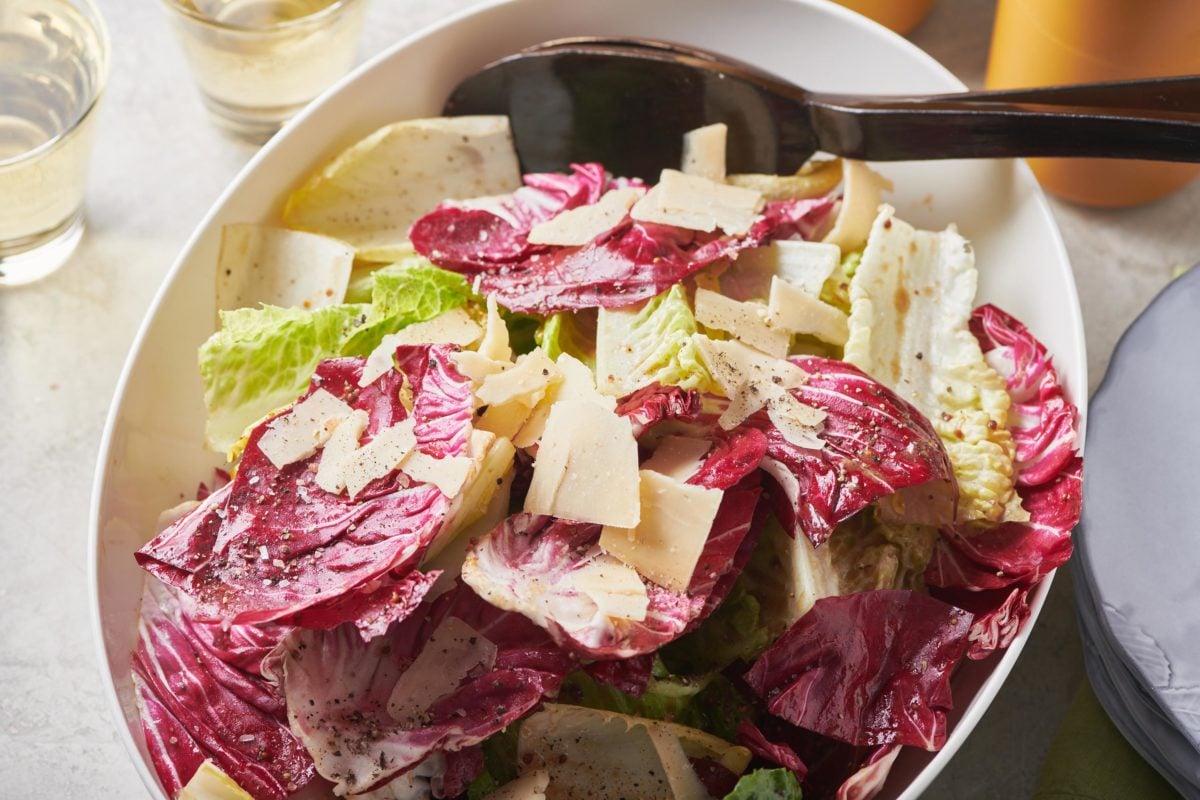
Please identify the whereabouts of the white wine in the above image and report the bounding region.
[0,0,106,285]
[164,0,367,141]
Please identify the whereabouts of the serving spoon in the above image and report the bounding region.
[443,37,1200,178]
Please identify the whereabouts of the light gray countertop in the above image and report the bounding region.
[1,0,1195,797]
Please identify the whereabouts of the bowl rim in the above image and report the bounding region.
[89,1,1087,797]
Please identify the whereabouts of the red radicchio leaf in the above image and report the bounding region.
[186,614,294,677]
[462,481,762,659]
[435,746,486,799]
[275,584,571,796]
[745,589,972,751]
[289,568,441,642]
[736,719,808,780]
[925,305,1083,658]
[409,163,611,272]
[135,347,473,626]
[970,304,1079,486]
[411,161,835,313]
[132,583,315,800]
[615,382,702,437]
[836,745,901,800]
[584,653,656,697]
[745,357,956,547]
[691,757,742,798]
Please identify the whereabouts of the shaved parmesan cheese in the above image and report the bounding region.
[483,769,549,800]
[477,400,536,440]
[476,348,559,408]
[424,433,516,571]
[215,224,353,315]
[454,350,508,383]
[479,295,512,363]
[360,308,483,387]
[640,436,711,481]
[517,706,716,800]
[631,169,763,236]
[565,555,650,622]
[179,759,253,800]
[342,419,417,499]
[527,187,643,246]
[823,160,894,252]
[600,471,723,592]
[694,287,790,357]
[691,334,825,435]
[387,617,497,724]
[315,409,369,493]
[767,275,849,345]
[283,116,522,260]
[731,239,842,298]
[691,333,803,405]
[525,400,641,528]
[257,389,354,469]
[514,354,614,449]
[680,123,727,181]
[765,390,826,450]
[402,450,474,497]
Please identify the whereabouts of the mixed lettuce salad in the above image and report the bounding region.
[132,117,1082,800]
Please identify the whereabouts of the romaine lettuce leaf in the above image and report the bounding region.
[199,304,366,453]
[662,578,772,675]
[722,768,804,800]
[537,310,596,366]
[340,256,474,356]
[596,285,716,396]
[844,207,1019,524]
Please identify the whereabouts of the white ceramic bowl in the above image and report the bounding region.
[91,1,1088,797]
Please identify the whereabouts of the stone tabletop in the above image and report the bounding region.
[1,0,1196,797]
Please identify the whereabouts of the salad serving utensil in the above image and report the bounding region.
[444,36,1200,178]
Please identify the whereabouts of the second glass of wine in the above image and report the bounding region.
[160,0,369,143]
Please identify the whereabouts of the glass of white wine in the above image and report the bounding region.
[0,0,109,287]
[161,0,369,143]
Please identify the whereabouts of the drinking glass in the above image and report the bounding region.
[160,0,369,143]
[0,0,109,287]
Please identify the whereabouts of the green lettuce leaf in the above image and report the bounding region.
[466,726,520,800]
[559,659,755,743]
[200,254,473,454]
[723,768,804,800]
[340,256,474,356]
[595,285,716,395]
[537,310,596,366]
[662,578,773,676]
[200,304,367,453]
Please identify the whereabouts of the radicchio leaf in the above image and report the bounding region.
[745,357,956,547]
[616,382,702,437]
[836,745,901,800]
[462,481,763,660]
[289,568,441,641]
[135,347,473,626]
[736,719,808,781]
[132,583,315,800]
[925,305,1083,659]
[409,163,611,272]
[411,162,835,313]
[745,589,972,751]
[970,304,1078,486]
[276,584,571,796]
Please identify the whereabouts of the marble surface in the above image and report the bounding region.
[1,0,1195,797]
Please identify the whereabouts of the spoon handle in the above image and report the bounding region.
[806,76,1200,162]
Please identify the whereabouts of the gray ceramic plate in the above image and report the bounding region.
[1076,264,1200,790]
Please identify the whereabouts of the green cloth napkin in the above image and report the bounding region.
[1034,679,1182,800]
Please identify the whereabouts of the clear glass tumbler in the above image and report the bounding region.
[160,0,369,143]
[0,0,109,287]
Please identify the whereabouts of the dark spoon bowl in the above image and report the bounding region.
[445,37,1200,179]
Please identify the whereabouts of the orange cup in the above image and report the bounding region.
[986,0,1200,207]
[833,0,936,35]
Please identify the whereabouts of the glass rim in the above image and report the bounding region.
[157,0,362,34]
[0,0,111,170]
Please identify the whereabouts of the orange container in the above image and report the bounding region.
[986,0,1200,207]
[833,0,935,35]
